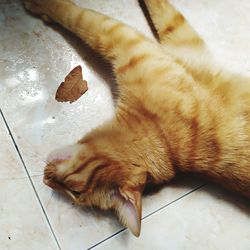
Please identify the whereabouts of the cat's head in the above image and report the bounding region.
[44,124,148,237]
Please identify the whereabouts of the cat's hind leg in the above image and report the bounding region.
[143,0,216,85]
[143,0,205,48]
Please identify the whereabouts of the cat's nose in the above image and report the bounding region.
[43,163,66,191]
[43,163,57,188]
[43,161,66,189]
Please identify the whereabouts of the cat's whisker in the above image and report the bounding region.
[89,204,98,216]
[45,191,55,208]
[30,174,44,177]
[22,147,59,170]
[30,170,44,174]
[42,159,56,167]
[0,173,44,181]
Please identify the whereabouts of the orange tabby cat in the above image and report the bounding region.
[24,0,250,237]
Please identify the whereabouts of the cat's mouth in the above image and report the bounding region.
[63,188,81,201]
[44,159,82,201]
[44,175,81,201]
[45,178,82,201]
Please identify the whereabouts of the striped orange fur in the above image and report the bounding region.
[24,0,250,237]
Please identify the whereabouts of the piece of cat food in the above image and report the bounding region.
[55,65,88,103]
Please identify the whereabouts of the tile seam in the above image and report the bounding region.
[0,108,62,250]
[87,182,208,250]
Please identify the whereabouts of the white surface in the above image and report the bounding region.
[0,114,57,250]
[94,186,250,250]
[0,0,249,249]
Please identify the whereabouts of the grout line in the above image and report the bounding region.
[141,182,208,221]
[87,182,208,250]
[0,109,62,250]
[86,228,126,250]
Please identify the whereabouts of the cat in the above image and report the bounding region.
[24,0,250,237]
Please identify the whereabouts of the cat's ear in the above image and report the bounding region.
[116,187,143,237]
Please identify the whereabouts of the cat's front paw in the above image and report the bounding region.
[23,0,42,14]
[23,0,52,23]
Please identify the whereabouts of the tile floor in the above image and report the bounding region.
[0,0,250,249]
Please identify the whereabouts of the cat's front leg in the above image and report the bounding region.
[24,1,159,65]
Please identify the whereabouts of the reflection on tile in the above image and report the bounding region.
[0,115,57,250]
[95,185,250,250]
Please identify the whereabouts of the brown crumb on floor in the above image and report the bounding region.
[55,65,88,103]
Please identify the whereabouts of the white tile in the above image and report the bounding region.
[1,0,250,250]
[0,115,58,250]
[172,0,250,75]
[44,177,203,249]
[94,185,250,250]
